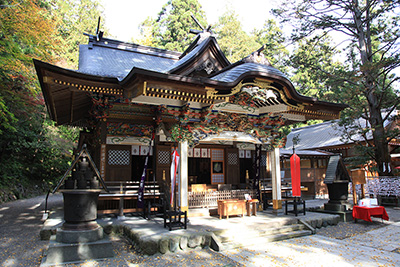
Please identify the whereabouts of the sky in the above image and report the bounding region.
[100,0,278,42]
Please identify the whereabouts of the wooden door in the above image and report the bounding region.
[226,148,240,186]
[106,144,132,181]
[155,145,172,185]
[211,149,225,184]
[155,145,172,204]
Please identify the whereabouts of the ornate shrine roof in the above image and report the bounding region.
[34,29,348,131]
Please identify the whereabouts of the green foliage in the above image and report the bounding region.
[0,0,95,199]
[214,9,259,63]
[48,0,107,67]
[0,90,73,188]
[134,17,156,46]
[148,0,208,52]
[252,19,289,68]
[289,34,346,101]
[273,0,400,175]
[0,95,16,135]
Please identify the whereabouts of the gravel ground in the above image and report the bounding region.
[1,195,399,267]
[316,206,400,240]
[316,219,387,240]
[0,194,62,267]
[0,194,241,267]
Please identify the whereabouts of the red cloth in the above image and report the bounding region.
[352,205,389,222]
[290,154,301,197]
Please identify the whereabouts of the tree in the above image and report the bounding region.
[0,0,65,190]
[150,0,208,52]
[273,0,400,176]
[289,34,345,100]
[0,0,100,200]
[214,9,259,62]
[134,17,156,46]
[48,0,107,68]
[252,19,289,69]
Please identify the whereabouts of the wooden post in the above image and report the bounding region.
[352,183,357,206]
[360,184,365,199]
[178,141,188,212]
[270,147,282,211]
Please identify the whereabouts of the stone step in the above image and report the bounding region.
[216,223,307,243]
[261,223,307,235]
[188,208,210,217]
[41,235,114,266]
[222,229,313,250]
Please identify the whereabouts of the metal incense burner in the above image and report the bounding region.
[42,145,113,265]
[53,145,108,233]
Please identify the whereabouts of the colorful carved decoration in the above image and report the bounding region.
[229,91,258,108]
[107,122,154,137]
[168,108,286,147]
[101,101,286,147]
[180,103,191,125]
[229,86,280,108]
[89,94,114,122]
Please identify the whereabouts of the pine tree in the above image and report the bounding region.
[273,0,400,176]
[150,0,208,52]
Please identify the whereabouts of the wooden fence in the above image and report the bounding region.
[188,189,257,208]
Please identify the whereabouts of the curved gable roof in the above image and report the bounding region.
[210,62,288,83]
[167,34,230,75]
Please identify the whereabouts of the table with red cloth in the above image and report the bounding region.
[352,205,389,222]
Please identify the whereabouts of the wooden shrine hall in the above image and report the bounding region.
[34,27,347,216]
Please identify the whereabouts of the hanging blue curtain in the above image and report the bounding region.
[137,133,154,208]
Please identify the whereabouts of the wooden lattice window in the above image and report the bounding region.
[108,150,130,165]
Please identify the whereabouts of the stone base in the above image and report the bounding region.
[315,209,353,222]
[56,225,103,243]
[324,202,352,212]
[41,235,114,266]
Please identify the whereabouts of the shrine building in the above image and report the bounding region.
[34,28,347,214]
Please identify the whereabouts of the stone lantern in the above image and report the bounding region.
[323,155,353,221]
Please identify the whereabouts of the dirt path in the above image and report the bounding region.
[0,194,62,266]
[1,195,399,267]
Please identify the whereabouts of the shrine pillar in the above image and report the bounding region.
[269,147,282,211]
[178,141,189,212]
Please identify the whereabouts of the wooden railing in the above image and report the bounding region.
[188,189,257,208]
[97,181,163,215]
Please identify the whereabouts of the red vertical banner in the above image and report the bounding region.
[290,154,301,197]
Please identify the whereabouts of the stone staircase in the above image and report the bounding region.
[211,220,314,250]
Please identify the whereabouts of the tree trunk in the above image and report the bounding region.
[369,101,392,176]
[352,1,392,176]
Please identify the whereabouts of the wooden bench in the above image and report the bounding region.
[164,209,187,231]
[283,197,306,216]
[98,181,164,218]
